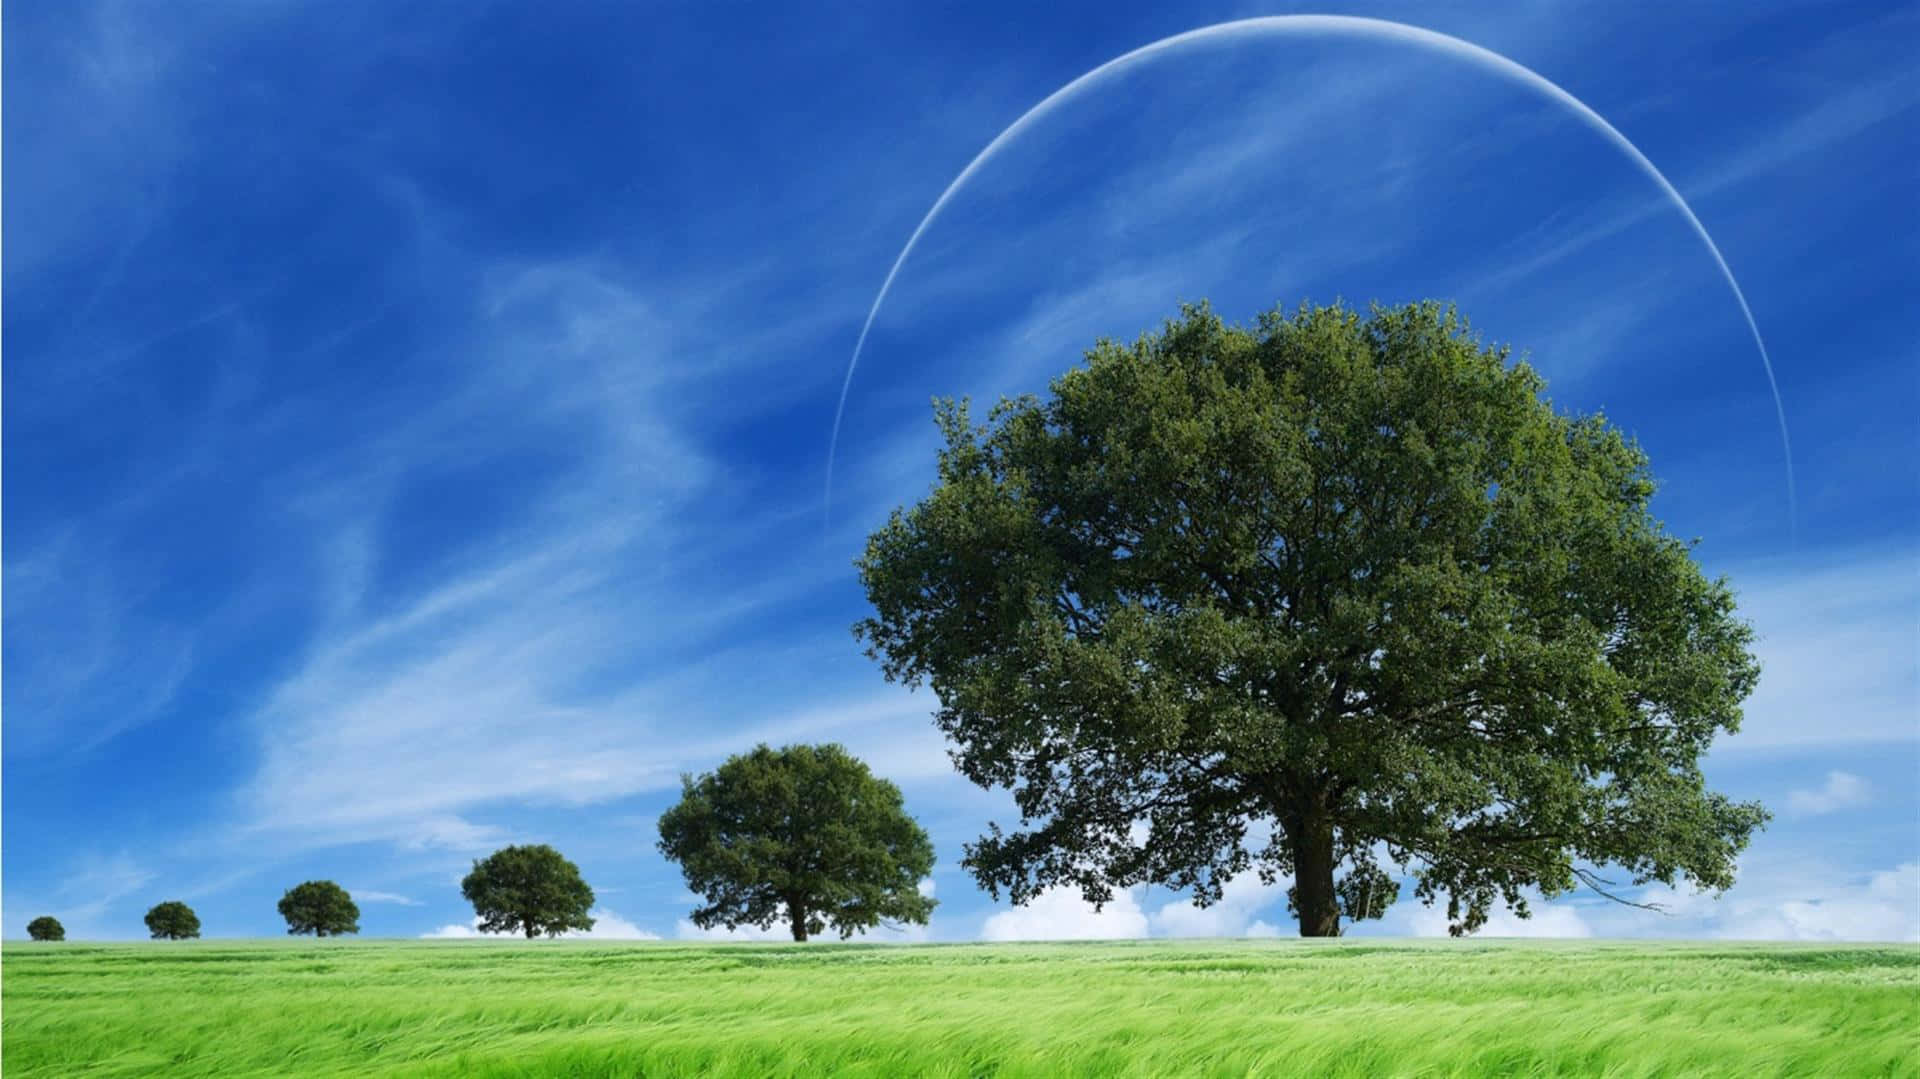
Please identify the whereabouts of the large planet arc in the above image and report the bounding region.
[825,15,1793,534]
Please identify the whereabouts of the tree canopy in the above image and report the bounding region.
[27,915,65,942]
[855,299,1768,936]
[658,743,937,941]
[277,880,360,937]
[460,844,595,939]
[145,901,202,940]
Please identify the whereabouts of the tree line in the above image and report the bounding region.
[27,743,934,943]
[25,301,1768,944]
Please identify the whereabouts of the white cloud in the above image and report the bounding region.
[421,907,659,940]
[420,920,502,940]
[1780,862,1919,941]
[346,889,421,906]
[576,910,663,940]
[1618,861,1920,942]
[1368,853,1911,941]
[403,817,511,853]
[1786,771,1874,815]
[917,878,936,898]
[1244,920,1283,938]
[980,886,1150,941]
[1149,870,1291,938]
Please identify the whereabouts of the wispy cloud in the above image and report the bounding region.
[1714,546,1919,751]
[2,535,197,754]
[347,889,423,907]
[5,2,183,285]
[1461,69,1919,303]
[227,257,828,852]
[400,817,513,854]
[4,852,156,939]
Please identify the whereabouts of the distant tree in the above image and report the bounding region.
[277,880,361,937]
[855,299,1769,937]
[658,743,937,942]
[145,901,201,940]
[27,916,65,941]
[460,845,595,939]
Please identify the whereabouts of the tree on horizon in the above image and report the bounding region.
[277,880,361,937]
[855,299,1768,937]
[658,743,937,941]
[145,901,202,940]
[460,845,595,939]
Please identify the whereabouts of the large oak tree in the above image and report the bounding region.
[855,300,1768,936]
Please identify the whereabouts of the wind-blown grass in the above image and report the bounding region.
[4,938,1915,1076]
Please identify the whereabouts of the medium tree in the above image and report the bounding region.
[145,900,201,940]
[460,844,595,939]
[855,300,1768,937]
[657,743,937,941]
[27,916,65,941]
[277,880,361,937]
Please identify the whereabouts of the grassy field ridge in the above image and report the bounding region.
[5,938,1916,1076]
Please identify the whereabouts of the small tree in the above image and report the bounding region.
[658,742,937,941]
[145,901,201,940]
[277,880,360,937]
[27,916,65,941]
[461,844,595,939]
[855,300,1769,937]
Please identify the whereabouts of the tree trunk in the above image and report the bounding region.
[525,922,538,940]
[1290,809,1341,937]
[789,903,809,942]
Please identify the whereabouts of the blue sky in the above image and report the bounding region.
[5,0,1915,943]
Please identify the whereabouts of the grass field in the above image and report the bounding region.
[4,938,1916,1077]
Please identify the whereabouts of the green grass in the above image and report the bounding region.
[4,938,1916,1077]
